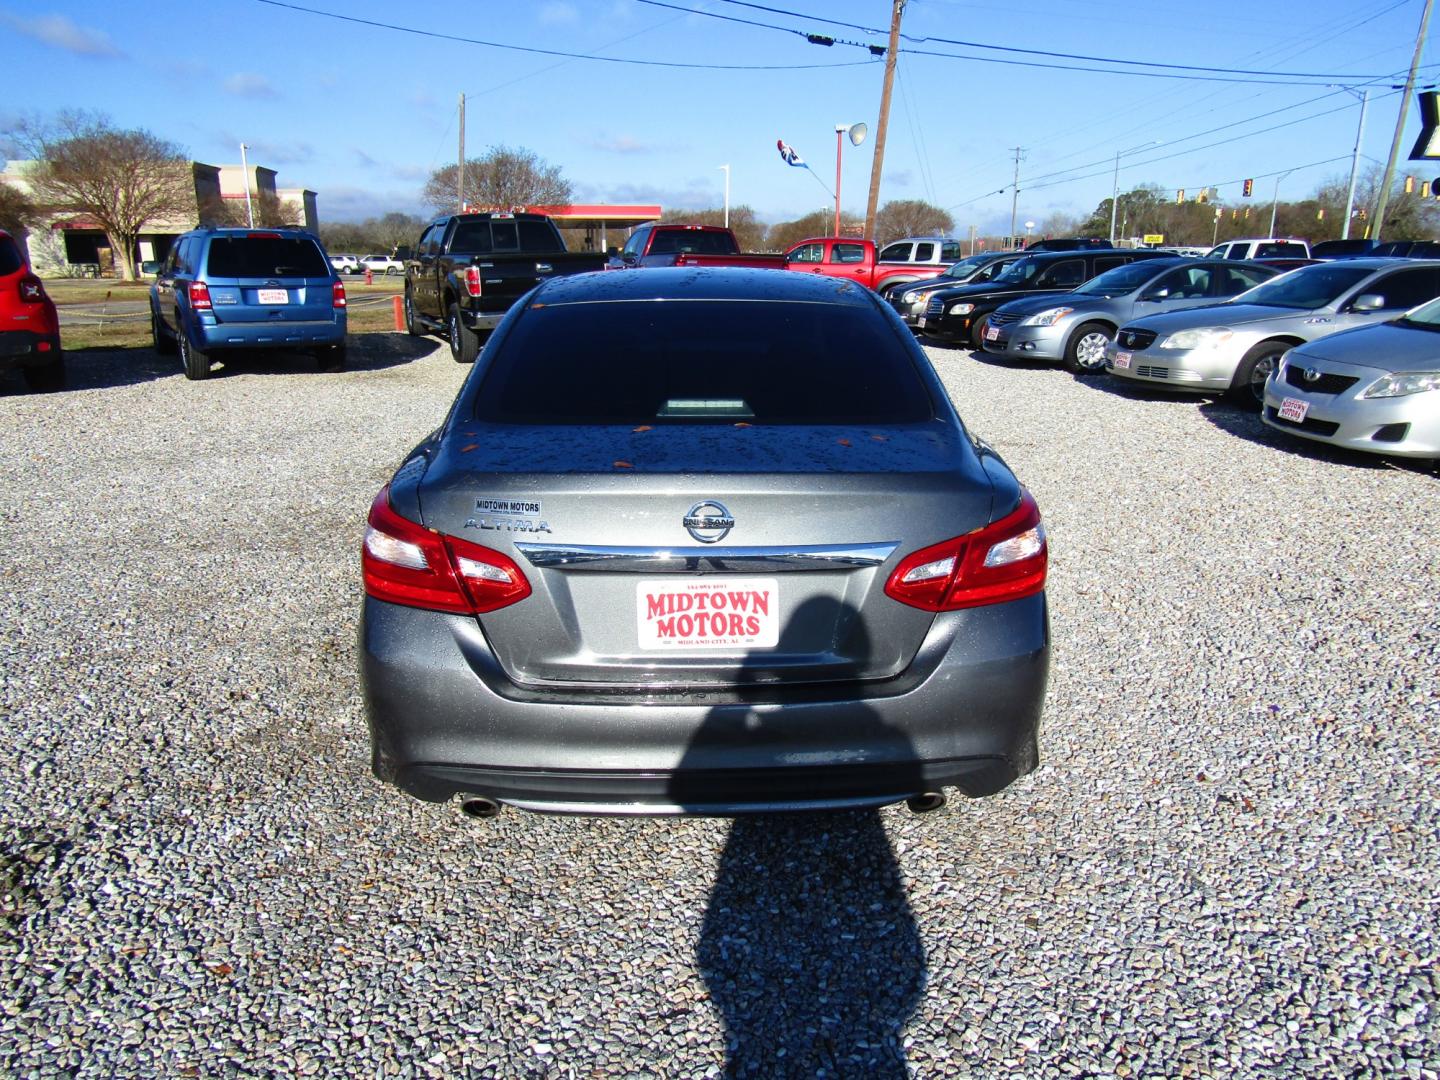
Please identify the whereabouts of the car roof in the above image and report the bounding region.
[532,266,876,308]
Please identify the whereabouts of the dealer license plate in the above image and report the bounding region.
[1278,397,1310,422]
[917,317,927,328]
[986,325,1000,341]
[636,578,779,650]
[257,288,289,304]
[1112,350,1132,370]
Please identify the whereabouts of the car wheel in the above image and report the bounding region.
[404,289,425,336]
[1066,322,1113,375]
[1230,342,1288,407]
[22,358,65,393]
[386,266,399,276]
[317,344,347,372]
[151,307,177,355]
[969,315,991,351]
[448,303,480,364]
[178,333,211,381]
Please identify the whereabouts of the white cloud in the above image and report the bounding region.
[538,2,579,26]
[3,13,122,57]
[588,135,657,155]
[223,73,279,99]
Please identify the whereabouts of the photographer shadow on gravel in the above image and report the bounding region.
[669,597,927,1078]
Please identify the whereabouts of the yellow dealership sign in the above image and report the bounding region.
[1143,233,1165,245]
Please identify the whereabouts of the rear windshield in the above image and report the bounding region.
[205,236,330,278]
[448,219,564,254]
[473,299,935,425]
[647,230,739,256]
[0,236,23,275]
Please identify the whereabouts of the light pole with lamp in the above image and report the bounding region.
[834,123,867,237]
[718,164,730,229]
[1269,169,1296,239]
[1109,140,1159,243]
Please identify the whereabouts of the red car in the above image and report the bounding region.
[0,230,64,392]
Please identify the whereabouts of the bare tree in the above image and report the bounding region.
[873,200,955,246]
[197,190,295,229]
[0,182,38,237]
[15,111,194,281]
[661,205,768,252]
[422,145,572,213]
[763,209,863,252]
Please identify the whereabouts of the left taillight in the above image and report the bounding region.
[18,274,44,303]
[332,280,347,308]
[884,489,1048,611]
[464,266,482,297]
[362,486,530,615]
[188,281,212,312]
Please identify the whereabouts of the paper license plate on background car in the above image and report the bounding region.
[1279,397,1310,422]
[257,288,289,304]
[917,317,927,328]
[986,326,1000,341]
[1113,351,1132,369]
[636,578,779,650]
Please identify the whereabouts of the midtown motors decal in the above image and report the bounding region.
[636,578,779,649]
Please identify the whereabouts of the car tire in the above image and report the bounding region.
[969,315,991,351]
[404,289,426,336]
[386,267,399,277]
[1066,322,1113,375]
[23,358,65,393]
[1230,341,1288,406]
[317,344,347,372]
[178,334,211,381]
[448,303,481,364]
[152,308,177,355]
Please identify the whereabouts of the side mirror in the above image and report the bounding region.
[1352,293,1385,311]
[606,246,619,258]
[1140,287,1170,301]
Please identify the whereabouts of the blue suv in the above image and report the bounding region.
[150,227,347,379]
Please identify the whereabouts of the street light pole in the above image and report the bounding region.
[1341,89,1370,241]
[1109,140,1159,244]
[1269,170,1295,238]
[239,142,254,228]
[718,164,730,228]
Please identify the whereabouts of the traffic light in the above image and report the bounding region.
[1317,208,1325,220]
[1242,178,1254,197]
[1176,189,1185,204]
[1424,182,1432,198]
[1197,188,1209,204]
[1405,175,1415,194]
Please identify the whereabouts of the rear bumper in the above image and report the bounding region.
[359,593,1050,814]
[194,317,345,350]
[461,309,505,333]
[0,330,62,367]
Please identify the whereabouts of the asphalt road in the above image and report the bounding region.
[1,333,1436,1077]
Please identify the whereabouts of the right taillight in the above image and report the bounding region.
[362,486,530,615]
[885,489,1048,611]
[188,281,213,311]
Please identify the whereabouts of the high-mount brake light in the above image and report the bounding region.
[332,280,347,308]
[188,281,213,312]
[361,486,530,615]
[464,266,483,297]
[884,490,1048,611]
[247,231,283,239]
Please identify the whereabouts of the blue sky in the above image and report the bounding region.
[1,1,1433,233]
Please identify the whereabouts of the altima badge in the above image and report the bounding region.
[684,501,735,543]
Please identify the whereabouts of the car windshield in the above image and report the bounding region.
[473,299,936,425]
[942,254,993,278]
[206,236,330,278]
[1396,295,1440,329]
[1231,264,1374,309]
[1073,261,1169,296]
[992,257,1040,285]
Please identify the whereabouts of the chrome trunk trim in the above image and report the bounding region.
[514,541,899,574]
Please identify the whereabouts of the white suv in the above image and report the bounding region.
[1207,237,1310,260]
[329,253,362,274]
[360,254,404,276]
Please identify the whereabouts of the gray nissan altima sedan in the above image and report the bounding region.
[359,268,1050,817]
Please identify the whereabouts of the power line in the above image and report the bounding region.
[250,0,878,70]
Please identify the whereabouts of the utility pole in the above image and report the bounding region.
[863,0,905,241]
[1009,147,1025,249]
[458,92,466,212]
[1341,89,1370,241]
[1373,0,1434,241]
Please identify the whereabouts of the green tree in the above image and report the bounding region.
[660,204,767,252]
[873,199,955,246]
[422,146,572,214]
[14,110,194,281]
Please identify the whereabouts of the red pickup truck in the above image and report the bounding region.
[609,224,786,269]
[782,236,958,294]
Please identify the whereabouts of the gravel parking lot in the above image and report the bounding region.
[2,334,1437,1078]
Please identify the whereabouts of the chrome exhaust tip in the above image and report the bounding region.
[906,792,947,814]
[458,796,503,820]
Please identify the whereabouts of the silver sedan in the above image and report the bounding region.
[1262,300,1440,461]
[1105,259,1440,404]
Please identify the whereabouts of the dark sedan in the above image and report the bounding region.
[360,268,1051,817]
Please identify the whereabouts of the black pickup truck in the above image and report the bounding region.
[403,212,605,362]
